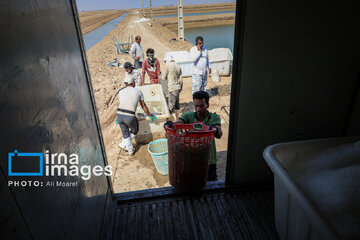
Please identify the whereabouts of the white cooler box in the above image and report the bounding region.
[208,48,233,76]
[135,84,170,144]
[164,51,193,77]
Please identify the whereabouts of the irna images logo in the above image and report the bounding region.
[8,150,112,180]
[8,150,43,176]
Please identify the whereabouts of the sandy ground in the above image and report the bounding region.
[85,9,232,193]
[79,10,127,34]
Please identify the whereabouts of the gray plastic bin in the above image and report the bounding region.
[264,137,360,240]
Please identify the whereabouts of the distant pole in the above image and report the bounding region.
[142,0,144,17]
[149,0,153,19]
[177,0,184,41]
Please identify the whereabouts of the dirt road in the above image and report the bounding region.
[79,10,127,34]
[86,10,232,193]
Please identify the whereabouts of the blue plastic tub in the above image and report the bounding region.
[148,139,168,175]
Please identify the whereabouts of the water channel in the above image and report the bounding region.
[185,24,235,53]
[83,12,128,51]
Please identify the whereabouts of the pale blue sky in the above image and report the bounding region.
[76,0,236,11]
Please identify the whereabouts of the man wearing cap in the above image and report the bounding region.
[162,54,183,120]
[117,75,157,155]
[129,35,144,69]
[124,62,142,86]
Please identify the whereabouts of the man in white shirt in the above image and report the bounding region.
[129,35,144,69]
[124,62,142,86]
[117,75,157,155]
[189,36,211,94]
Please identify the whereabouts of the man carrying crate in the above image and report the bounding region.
[117,75,157,155]
[164,91,223,181]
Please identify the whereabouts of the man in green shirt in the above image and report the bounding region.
[166,91,223,181]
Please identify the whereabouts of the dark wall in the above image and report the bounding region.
[0,0,114,239]
[346,78,360,135]
[227,0,360,184]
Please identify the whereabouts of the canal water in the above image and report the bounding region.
[158,10,236,53]
[154,10,235,18]
[185,25,235,53]
[83,12,128,51]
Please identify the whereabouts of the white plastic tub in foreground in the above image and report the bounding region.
[263,137,360,240]
[135,84,170,144]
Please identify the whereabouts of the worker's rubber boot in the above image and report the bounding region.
[130,133,137,146]
[130,133,136,140]
[124,137,134,156]
[171,113,177,121]
[175,110,180,120]
[118,138,127,151]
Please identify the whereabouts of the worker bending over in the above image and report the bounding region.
[165,91,222,180]
[117,76,157,155]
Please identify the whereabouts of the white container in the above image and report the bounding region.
[208,48,233,76]
[263,137,360,240]
[135,84,170,144]
[164,51,193,77]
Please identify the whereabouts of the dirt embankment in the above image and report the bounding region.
[86,10,231,193]
[155,13,235,30]
[141,2,236,17]
[79,10,127,34]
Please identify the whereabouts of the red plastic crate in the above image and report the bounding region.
[165,122,216,189]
